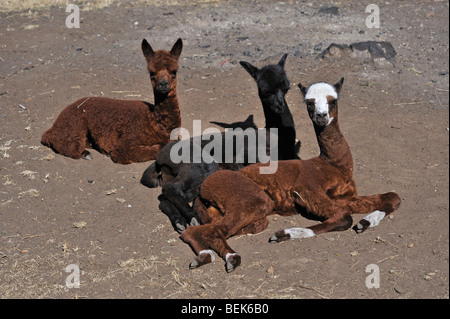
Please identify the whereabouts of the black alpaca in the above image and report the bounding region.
[141,54,301,232]
[240,54,300,160]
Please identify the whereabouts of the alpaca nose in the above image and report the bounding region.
[158,80,169,90]
[274,92,286,113]
[316,112,327,120]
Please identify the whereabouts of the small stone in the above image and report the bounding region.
[106,188,117,195]
[394,287,405,294]
[438,70,448,76]
[73,221,87,228]
[407,243,414,248]
[318,6,339,16]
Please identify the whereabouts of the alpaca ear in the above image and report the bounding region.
[297,82,308,97]
[239,61,259,79]
[278,53,288,68]
[142,39,154,63]
[170,38,183,60]
[334,77,344,94]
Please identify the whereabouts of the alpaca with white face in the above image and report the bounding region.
[303,82,338,126]
[180,78,401,272]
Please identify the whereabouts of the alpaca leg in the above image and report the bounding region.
[269,213,353,243]
[180,225,215,269]
[269,185,355,243]
[81,150,92,160]
[41,126,89,160]
[164,163,221,227]
[180,224,241,272]
[41,101,93,160]
[235,217,270,236]
[158,194,191,233]
[162,181,200,230]
[270,191,401,242]
[163,191,200,228]
[353,192,401,233]
[110,144,162,164]
[179,224,218,269]
[210,232,241,272]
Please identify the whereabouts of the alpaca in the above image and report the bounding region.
[41,38,183,164]
[240,55,300,160]
[180,78,401,272]
[140,54,301,232]
[141,118,259,233]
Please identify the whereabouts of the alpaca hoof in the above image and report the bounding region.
[354,210,386,234]
[81,150,92,160]
[269,230,290,243]
[175,217,189,233]
[176,222,187,234]
[190,217,200,226]
[354,219,370,234]
[225,253,241,273]
[189,259,199,269]
[189,250,214,269]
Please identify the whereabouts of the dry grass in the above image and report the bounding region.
[0,0,221,13]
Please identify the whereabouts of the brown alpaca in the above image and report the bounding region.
[41,38,183,164]
[180,78,401,272]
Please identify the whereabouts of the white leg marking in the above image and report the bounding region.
[225,253,239,262]
[286,227,315,239]
[199,249,215,262]
[363,210,386,228]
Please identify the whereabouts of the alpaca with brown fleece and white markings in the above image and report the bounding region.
[41,38,183,164]
[180,77,401,272]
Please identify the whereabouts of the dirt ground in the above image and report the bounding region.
[0,0,448,299]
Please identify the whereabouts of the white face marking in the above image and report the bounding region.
[285,227,315,239]
[199,249,215,262]
[305,82,338,126]
[363,210,386,228]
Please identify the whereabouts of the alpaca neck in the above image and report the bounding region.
[315,120,353,177]
[261,98,298,159]
[153,89,181,130]
[154,89,178,107]
[261,100,295,130]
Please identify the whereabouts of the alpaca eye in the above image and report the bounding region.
[150,71,156,78]
[171,71,177,77]
[306,102,315,111]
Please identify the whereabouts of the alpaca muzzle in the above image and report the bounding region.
[157,80,170,94]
